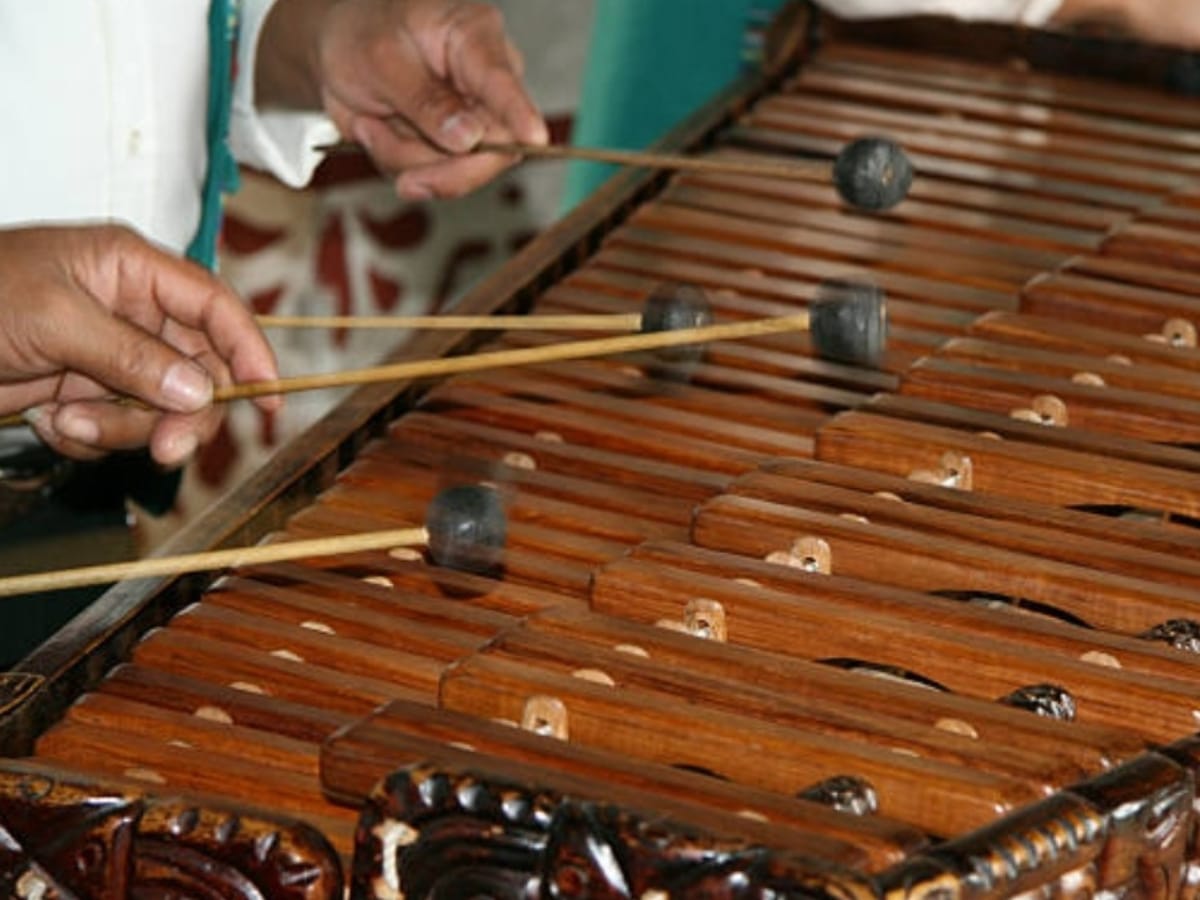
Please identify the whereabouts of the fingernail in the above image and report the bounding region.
[22,405,47,426]
[440,111,484,151]
[56,410,100,445]
[161,362,212,411]
[529,119,550,146]
[161,431,198,468]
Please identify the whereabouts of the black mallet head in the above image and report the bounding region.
[833,137,913,212]
[640,282,715,367]
[425,484,507,575]
[809,279,887,368]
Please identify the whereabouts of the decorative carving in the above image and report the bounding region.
[879,793,1106,900]
[352,763,877,900]
[0,760,341,899]
[1069,753,1192,899]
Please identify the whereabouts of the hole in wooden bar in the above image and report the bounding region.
[270,649,305,663]
[361,575,394,589]
[388,547,422,562]
[1071,371,1106,387]
[534,430,564,443]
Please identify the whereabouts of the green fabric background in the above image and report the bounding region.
[563,0,783,210]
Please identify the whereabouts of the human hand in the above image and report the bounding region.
[260,0,548,200]
[1053,0,1200,48]
[0,225,280,468]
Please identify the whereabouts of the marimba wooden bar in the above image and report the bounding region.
[7,9,1200,898]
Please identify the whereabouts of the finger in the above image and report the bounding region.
[92,230,280,408]
[349,30,485,154]
[42,295,216,415]
[149,411,220,469]
[50,400,159,453]
[26,403,108,462]
[394,147,517,200]
[352,115,455,174]
[441,10,547,146]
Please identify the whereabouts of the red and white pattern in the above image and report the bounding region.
[136,1,591,547]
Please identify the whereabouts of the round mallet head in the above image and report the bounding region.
[640,282,715,359]
[425,484,507,575]
[833,137,913,212]
[809,279,887,368]
[638,282,715,380]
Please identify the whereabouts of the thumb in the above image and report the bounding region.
[50,301,213,413]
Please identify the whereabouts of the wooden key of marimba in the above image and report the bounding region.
[320,699,922,871]
[691,492,1200,633]
[525,603,1143,771]
[732,462,1200,585]
[440,653,1045,837]
[816,407,1200,516]
[897,356,1200,445]
[590,549,1200,744]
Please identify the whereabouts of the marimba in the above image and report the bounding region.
[6,8,1200,898]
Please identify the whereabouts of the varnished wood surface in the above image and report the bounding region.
[15,26,1200,900]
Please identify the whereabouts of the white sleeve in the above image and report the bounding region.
[229,0,340,188]
[812,0,1063,26]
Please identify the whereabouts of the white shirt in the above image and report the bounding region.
[0,0,337,254]
[817,0,1063,25]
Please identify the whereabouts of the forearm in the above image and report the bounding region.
[255,0,331,109]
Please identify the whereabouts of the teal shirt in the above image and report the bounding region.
[187,0,241,270]
[562,0,784,211]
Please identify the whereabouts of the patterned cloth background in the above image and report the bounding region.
[137,0,595,549]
